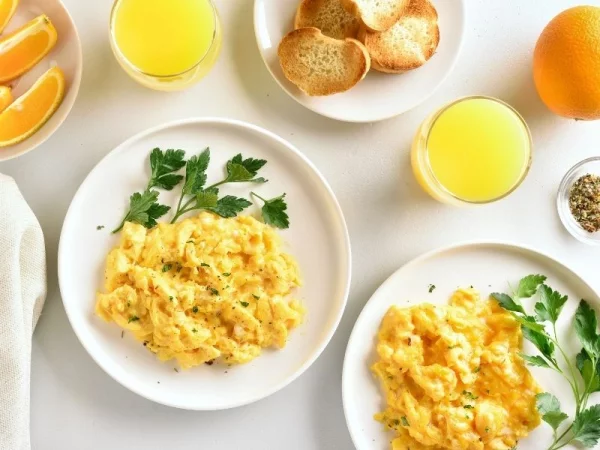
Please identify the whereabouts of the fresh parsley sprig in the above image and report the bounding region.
[251,192,290,229]
[112,148,186,233]
[492,275,600,449]
[169,151,265,223]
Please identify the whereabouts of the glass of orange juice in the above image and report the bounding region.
[411,96,532,206]
[109,0,222,91]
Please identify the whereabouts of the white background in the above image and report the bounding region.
[2,0,600,448]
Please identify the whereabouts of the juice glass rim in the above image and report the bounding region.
[422,95,533,205]
[109,0,219,79]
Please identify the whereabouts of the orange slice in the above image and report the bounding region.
[0,0,19,34]
[0,86,12,112]
[0,66,65,147]
[0,14,58,83]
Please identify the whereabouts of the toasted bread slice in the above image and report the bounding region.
[295,0,361,39]
[341,0,409,32]
[278,27,371,96]
[359,0,439,73]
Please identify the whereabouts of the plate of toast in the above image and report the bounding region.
[254,0,466,122]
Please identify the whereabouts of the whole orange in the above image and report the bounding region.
[533,6,600,120]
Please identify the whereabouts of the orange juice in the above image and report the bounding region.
[110,0,221,91]
[412,97,532,205]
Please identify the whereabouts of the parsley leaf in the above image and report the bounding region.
[401,416,409,427]
[575,300,600,358]
[522,326,555,362]
[516,274,547,298]
[535,284,568,324]
[491,292,525,314]
[240,301,249,307]
[148,148,186,191]
[577,349,600,394]
[207,196,252,218]
[513,314,547,334]
[573,405,600,447]
[252,192,290,229]
[195,187,219,209]
[226,154,267,183]
[519,353,552,369]
[128,316,140,323]
[536,393,569,431]
[182,148,210,195]
[112,190,170,233]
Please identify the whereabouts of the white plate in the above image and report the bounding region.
[58,117,351,410]
[254,0,466,122]
[343,241,600,450]
[0,0,82,162]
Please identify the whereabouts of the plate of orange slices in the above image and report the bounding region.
[0,0,82,161]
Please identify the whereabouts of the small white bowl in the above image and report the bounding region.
[0,0,82,162]
[557,157,600,246]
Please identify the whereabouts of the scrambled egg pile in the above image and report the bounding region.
[96,212,304,369]
[372,288,541,450]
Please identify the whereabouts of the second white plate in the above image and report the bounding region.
[343,241,600,450]
[59,117,351,410]
[254,0,466,122]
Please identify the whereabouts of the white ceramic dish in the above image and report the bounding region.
[0,0,82,162]
[253,0,466,122]
[343,241,600,450]
[59,117,351,410]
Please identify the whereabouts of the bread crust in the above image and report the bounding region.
[359,0,440,73]
[295,0,361,39]
[278,27,371,96]
[340,0,410,32]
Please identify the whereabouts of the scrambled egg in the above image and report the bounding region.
[96,212,304,369]
[372,288,541,450]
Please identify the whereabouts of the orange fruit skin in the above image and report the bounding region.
[0,86,12,113]
[533,6,600,120]
[0,66,65,147]
[0,14,58,84]
[0,0,19,33]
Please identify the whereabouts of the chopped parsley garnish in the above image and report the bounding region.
[252,294,260,300]
[462,391,478,400]
[201,263,210,268]
[169,296,174,301]
[401,416,410,427]
[240,301,249,307]
[162,263,172,272]
[428,284,436,293]
[222,273,231,277]
[391,419,400,426]
[485,427,490,433]
[128,316,139,323]
[192,328,198,333]
[96,225,104,230]
[192,306,199,313]
[473,366,481,373]
[463,405,474,409]
[448,345,458,349]
[208,287,219,296]
[174,368,179,373]
[186,240,194,244]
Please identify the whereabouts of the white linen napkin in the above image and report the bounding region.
[0,174,46,450]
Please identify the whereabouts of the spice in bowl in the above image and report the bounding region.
[569,173,600,233]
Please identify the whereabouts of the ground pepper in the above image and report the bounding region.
[569,173,600,233]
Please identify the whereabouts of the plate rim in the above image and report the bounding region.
[0,0,84,162]
[58,116,352,410]
[252,0,468,123]
[341,239,600,449]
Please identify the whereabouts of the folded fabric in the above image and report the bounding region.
[0,174,47,450]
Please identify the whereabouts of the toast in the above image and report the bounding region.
[278,27,371,96]
[358,0,439,73]
[295,0,361,39]
[341,0,410,32]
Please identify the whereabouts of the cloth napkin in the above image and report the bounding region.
[0,174,46,450]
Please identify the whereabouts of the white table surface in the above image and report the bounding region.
[2,0,600,448]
